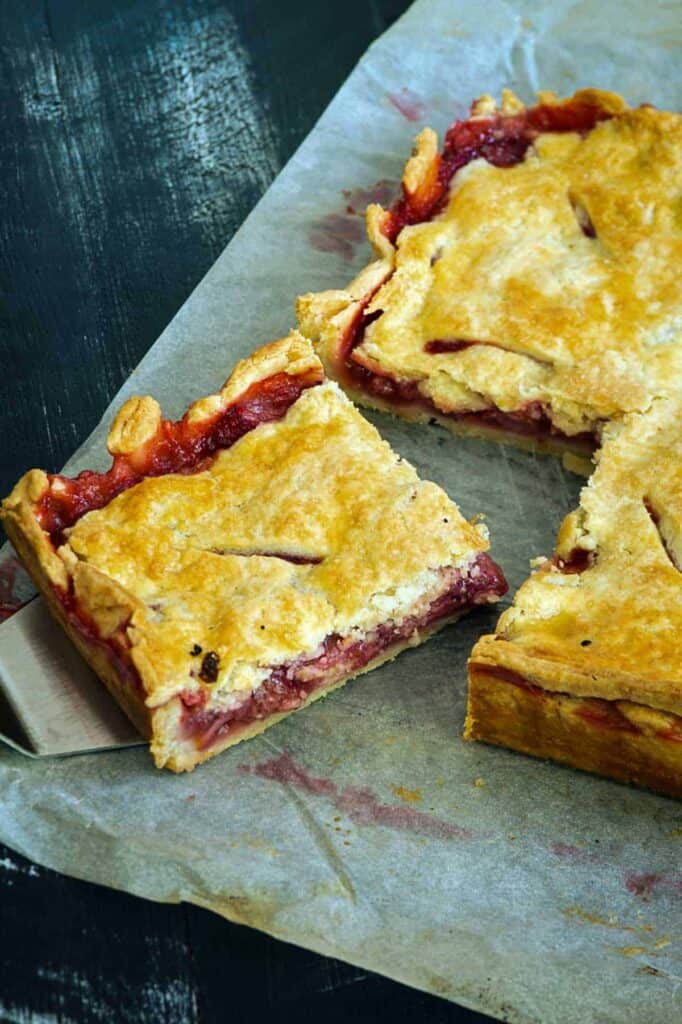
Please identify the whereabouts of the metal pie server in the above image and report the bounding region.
[0,598,143,758]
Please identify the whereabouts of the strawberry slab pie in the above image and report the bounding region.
[2,334,507,771]
[297,89,682,468]
[467,398,682,799]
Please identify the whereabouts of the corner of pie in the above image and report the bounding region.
[1,332,507,771]
[297,88,682,470]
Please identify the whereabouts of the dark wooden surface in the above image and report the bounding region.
[0,2,492,1021]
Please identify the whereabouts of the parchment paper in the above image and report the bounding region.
[2,2,682,1021]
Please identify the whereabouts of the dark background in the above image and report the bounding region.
[0,2,491,1021]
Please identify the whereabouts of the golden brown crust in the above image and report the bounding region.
[185,332,321,425]
[107,396,162,456]
[2,332,499,770]
[296,258,392,374]
[401,127,439,198]
[473,397,682,717]
[465,667,682,799]
[3,470,68,590]
[297,90,682,449]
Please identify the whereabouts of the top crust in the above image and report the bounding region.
[2,332,491,713]
[472,396,682,716]
[297,90,682,439]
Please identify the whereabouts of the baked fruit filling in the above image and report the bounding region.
[180,557,506,752]
[2,334,507,771]
[298,90,681,461]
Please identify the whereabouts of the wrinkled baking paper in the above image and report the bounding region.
[1,2,681,1021]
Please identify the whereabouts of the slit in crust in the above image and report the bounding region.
[644,497,681,572]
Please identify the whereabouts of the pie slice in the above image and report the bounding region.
[466,397,682,798]
[2,334,507,771]
[297,89,682,469]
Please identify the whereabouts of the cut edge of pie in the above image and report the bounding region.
[465,397,682,799]
[296,86,676,474]
[2,332,507,771]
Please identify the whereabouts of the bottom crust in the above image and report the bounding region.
[464,667,682,799]
[154,611,465,772]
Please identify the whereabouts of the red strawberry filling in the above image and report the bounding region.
[54,586,146,694]
[553,548,596,574]
[180,554,507,751]
[575,699,639,733]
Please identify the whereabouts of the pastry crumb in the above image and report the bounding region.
[392,785,422,803]
[529,556,548,569]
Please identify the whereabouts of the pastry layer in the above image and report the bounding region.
[298,89,682,454]
[2,333,507,770]
[465,665,682,799]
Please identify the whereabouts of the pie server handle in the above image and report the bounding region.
[0,598,143,758]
